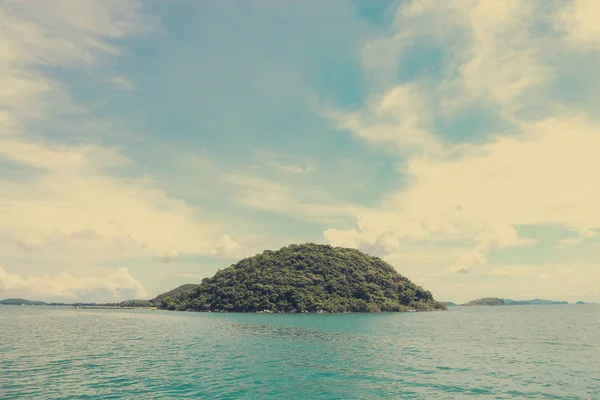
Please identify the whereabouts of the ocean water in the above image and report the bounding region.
[1,305,598,399]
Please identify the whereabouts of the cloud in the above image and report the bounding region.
[0,0,155,122]
[558,228,597,248]
[223,172,362,224]
[157,235,241,263]
[0,266,147,302]
[353,0,552,120]
[555,0,600,48]
[218,234,242,254]
[0,0,241,280]
[324,83,442,154]
[0,137,239,262]
[579,228,597,238]
[4,0,600,304]
[322,0,600,275]
[559,237,582,247]
[69,229,102,241]
[326,115,600,272]
[107,76,134,90]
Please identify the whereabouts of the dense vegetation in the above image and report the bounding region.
[118,299,155,308]
[151,284,200,310]
[152,243,447,313]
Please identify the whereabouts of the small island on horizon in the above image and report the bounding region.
[450,297,576,306]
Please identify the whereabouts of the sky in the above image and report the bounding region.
[1,0,600,304]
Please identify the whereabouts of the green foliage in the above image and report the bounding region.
[119,299,154,308]
[152,243,447,313]
[151,284,200,309]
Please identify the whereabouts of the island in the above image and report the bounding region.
[526,299,569,305]
[461,297,506,306]
[0,298,156,309]
[443,302,457,306]
[0,298,47,306]
[151,284,200,307]
[151,243,447,313]
[460,297,571,306]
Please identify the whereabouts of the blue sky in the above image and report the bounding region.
[2,0,600,303]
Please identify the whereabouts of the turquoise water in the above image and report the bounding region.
[1,305,598,399]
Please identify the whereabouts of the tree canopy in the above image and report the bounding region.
[152,243,447,313]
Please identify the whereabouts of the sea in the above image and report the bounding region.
[1,305,598,399]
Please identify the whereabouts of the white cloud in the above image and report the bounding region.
[107,76,134,90]
[579,228,597,238]
[558,228,597,248]
[0,137,237,262]
[223,172,362,224]
[325,83,442,154]
[0,0,155,122]
[0,0,241,284]
[555,0,600,48]
[559,237,582,247]
[218,234,242,254]
[0,266,147,302]
[355,0,553,120]
[326,115,600,271]
[447,0,549,115]
[323,0,600,277]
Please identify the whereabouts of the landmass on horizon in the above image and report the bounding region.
[150,244,447,313]
[3,245,594,311]
[456,297,576,306]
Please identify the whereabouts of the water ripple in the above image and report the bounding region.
[1,305,599,399]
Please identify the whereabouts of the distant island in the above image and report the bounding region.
[459,297,570,306]
[151,243,447,313]
[0,298,48,306]
[461,297,506,306]
[502,299,534,305]
[443,302,457,306]
[0,298,156,309]
[525,299,569,305]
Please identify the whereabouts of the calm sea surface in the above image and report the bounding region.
[1,305,598,399]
